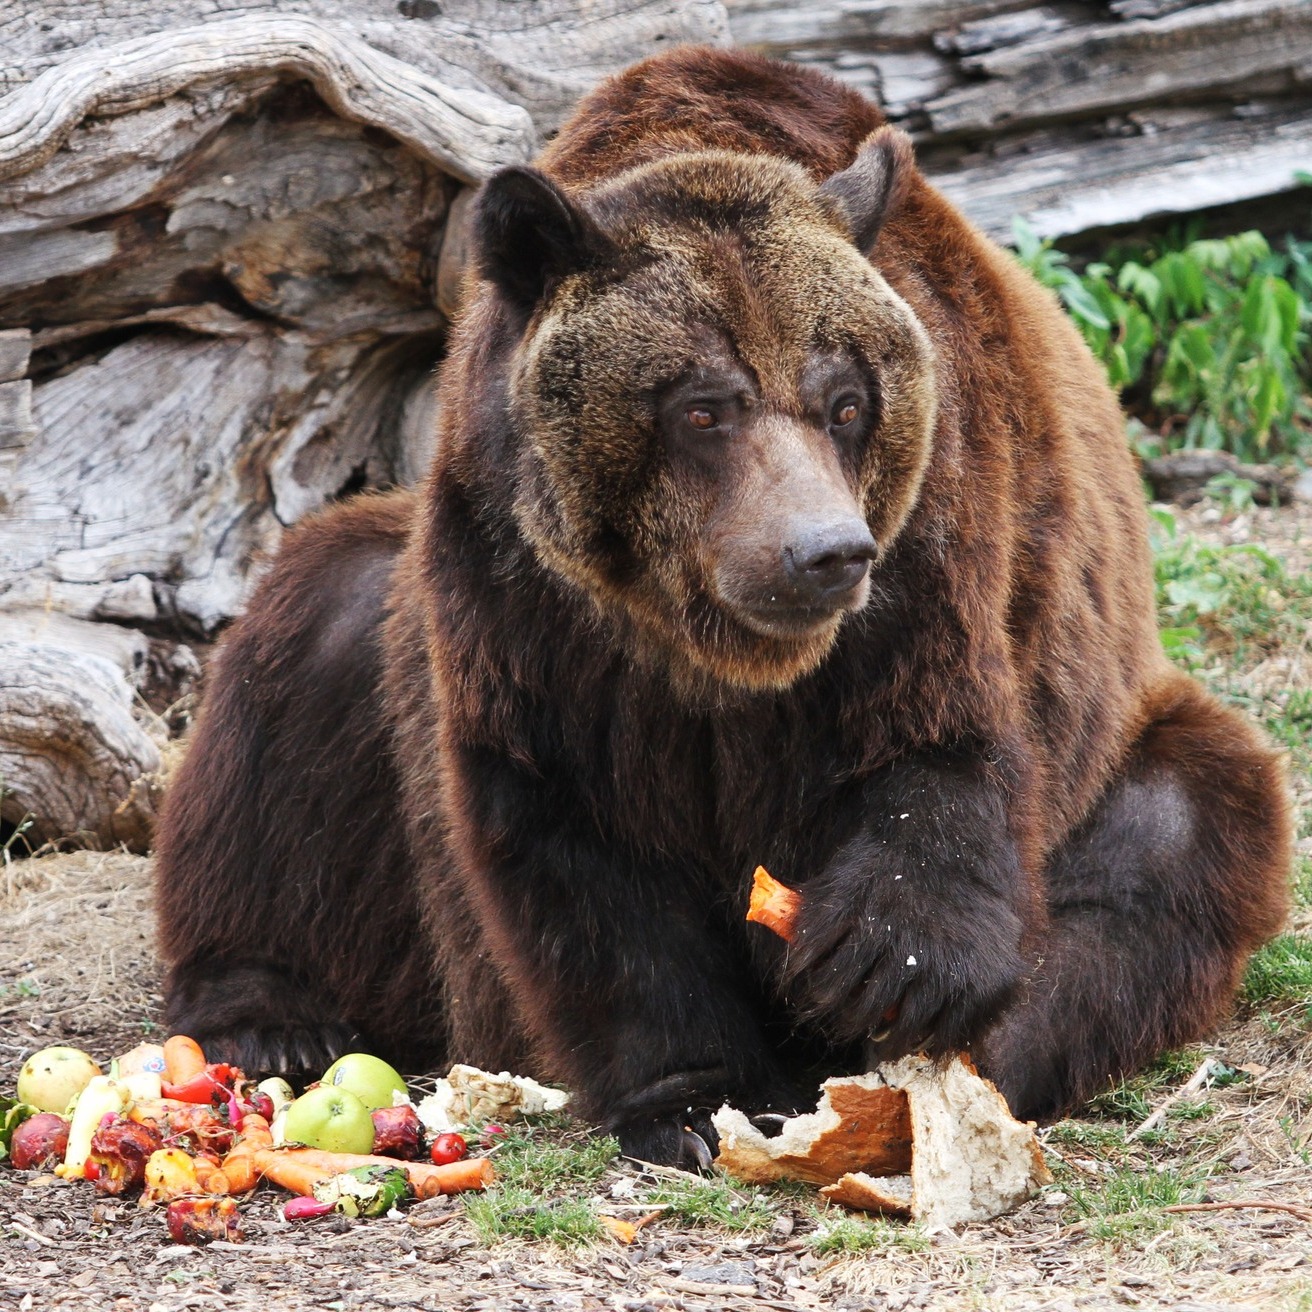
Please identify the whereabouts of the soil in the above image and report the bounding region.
[2,500,1311,1312]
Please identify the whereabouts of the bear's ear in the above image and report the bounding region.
[473,166,615,309]
[817,126,915,254]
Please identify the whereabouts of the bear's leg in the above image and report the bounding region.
[154,494,445,1078]
[979,677,1291,1121]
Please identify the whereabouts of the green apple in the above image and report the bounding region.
[16,1046,102,1114]
[321,1053,408,1112]
[281,1085,375,1154]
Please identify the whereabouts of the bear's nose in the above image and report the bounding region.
[784,520,877,602]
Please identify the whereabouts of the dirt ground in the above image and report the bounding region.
[2,500,1311,1312]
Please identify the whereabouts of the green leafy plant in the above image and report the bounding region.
[1013,218,1312,460]
[1150,507,1312,658]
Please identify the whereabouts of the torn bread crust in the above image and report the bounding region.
[822,1171,913,1216]
[712,1071,912,1185]
[713,1055,1051,1227]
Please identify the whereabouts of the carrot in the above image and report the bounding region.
[249,1150,337,1198]
[163,1035,206,1086]
[248,1147,495,1198]
[220,1113,272,1193]
[193,1155,231,1196]
[746,866,801,942]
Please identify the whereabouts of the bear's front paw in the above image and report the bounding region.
[612,1109,720,1171]
[166,956,357,1079]
[781,891,1024,1059]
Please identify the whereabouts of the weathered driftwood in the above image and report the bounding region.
[727,0,1312,238]
[0,612,163,851]
[0,14,536,186]
[0,0,725,849]
[932,102,1312,242]
[926,0,1312,137]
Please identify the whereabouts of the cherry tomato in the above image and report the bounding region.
[429,1132,467,1165]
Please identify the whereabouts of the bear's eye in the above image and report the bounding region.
[686,406,719,431]
[831,398,861,428]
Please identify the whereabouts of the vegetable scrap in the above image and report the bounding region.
[745,865,801,941]
[312,1165,410,1217]
[3,1038,500,1244]
[167,1197,244,1245]
[745,868,900,1031]
[416,1065,569,1135]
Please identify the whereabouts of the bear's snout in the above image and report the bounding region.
[783,519,877,603]
[712,511,876,637]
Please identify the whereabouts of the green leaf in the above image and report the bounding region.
[1117,262,1163,316]
[1250,367,1284,446]
[1166,572,1229,615]
[1011,215,1042,263]
[1058,277,1111,330]
[1159,626,1203,660]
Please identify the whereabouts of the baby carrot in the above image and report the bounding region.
[746,866,801,942]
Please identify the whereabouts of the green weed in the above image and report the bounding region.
[485,1126,619,1192]
[1085,1048,1242,1124]
[1242,934,1312,1010]
[1294,857,1312,908]
[460,1124,618,1246]
[463,1186,602,1245]
[1278,1114,1312,1165]
[1046,1122,1128,1153]
[1150,508,1312,660]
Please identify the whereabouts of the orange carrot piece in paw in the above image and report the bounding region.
[746,866,802,942]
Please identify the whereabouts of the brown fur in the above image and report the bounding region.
[155,48,1291,1163]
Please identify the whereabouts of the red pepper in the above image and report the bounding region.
[161,1063,236,1104]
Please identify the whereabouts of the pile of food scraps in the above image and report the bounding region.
[0,1036,514,1244]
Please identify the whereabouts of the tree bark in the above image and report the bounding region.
[0,0,727,850]
[728,0,1312,240]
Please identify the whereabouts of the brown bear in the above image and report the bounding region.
[154,47,1292,1167]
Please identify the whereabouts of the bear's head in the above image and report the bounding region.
[472,128,938,693]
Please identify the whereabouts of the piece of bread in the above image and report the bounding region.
[714,1054,1051,1227]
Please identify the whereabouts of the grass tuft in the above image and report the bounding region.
[1068,1165,1209,1244]
[642,1173,778,1233]
[806,1212,930,1255]
[460,1124,619,1246]
[1242,934,1312,1010]
[464,1186,602,1245]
